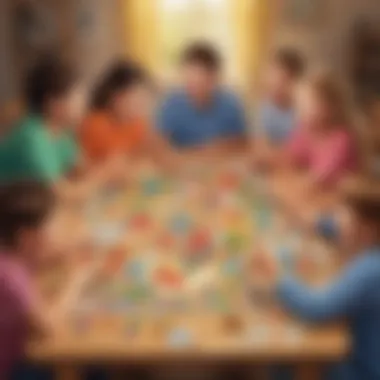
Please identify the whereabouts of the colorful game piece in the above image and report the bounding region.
[219,171,240,191]
[224,233,245,254]
[125,259,146,282]
[130,213,152,230]
[256,206,272,230]
[102,246,127,275]
[275,246,294,273]
[167,327,193,347]
[142,178,162,196]
[154,266,183,289]
[156,232,176,250]
[221,257,241,277]
[92,222,125,247]
[169,213,192,235]
[187,229,213,258]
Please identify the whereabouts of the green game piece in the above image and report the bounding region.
[225,234,245,253]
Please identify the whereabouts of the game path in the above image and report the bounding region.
[29,158,349,380]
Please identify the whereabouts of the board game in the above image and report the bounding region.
[30,159,346,364]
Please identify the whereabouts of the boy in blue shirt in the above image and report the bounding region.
[252,189,380,380]
[157,42,247,152]
[254,49,305,168]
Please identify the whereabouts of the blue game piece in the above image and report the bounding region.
[170,214,192,234]
[315,214,339,241]
[142,178,161,196]
[167,327,193,347]
[222,257,242,277]
[275,246,294,273]
[125,260,145,282]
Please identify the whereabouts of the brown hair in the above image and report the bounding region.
[181,42,222,72]
[304,70,350,126]
[273,48,305,78]
[0,182,55,249]
[344,180,380,229]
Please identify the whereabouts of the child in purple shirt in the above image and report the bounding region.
[0,182,55,378]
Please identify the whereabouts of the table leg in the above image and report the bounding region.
[56,366,80,380]
[295,364,321,380]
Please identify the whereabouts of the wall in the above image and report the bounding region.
[273,0,380,78]
[73,0,126,85]
[0,0,17,106]
[0,0,126,112]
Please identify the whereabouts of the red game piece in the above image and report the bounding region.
[219,172,240,190]
[103,247,126,274]
[130,213,151,230]
[157,232,176,250]
[188,229,212,253]
[154,266,183,288]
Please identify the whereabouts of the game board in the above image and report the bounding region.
[47,160,338,347]
[29,159,347,370]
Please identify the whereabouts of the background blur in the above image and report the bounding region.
[1,0,380,126]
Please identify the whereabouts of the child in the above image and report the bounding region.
[81,61,152,163]
[157,42,247,152]
[0,181,56,379]
[256,48,305,147]
[252,187,380,380]
[81,61,178,178]
[288,70,357,190]
[0,56,81,184]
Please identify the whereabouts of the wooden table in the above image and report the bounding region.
[28,160,349,380]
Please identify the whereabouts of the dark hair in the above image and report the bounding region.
[25,55,76,114]
[91,61,149,110]
[273,48,305,78]
[181,42,222,72]
[0,182,55,249]
[345,184,380,227]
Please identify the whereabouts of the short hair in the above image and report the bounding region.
[92,60,149,109]
[0,182,55,249]
[272,48,305,78]
[345,184,380,227]
[181,42,222,72]
[25,56,76,114]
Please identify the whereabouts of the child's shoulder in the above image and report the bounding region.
[352,247,380,276]
[331,127,352,142]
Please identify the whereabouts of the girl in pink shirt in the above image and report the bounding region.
[0,182,55,379]
[288,71,357,188]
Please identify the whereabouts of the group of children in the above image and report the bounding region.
[0,42,379,379]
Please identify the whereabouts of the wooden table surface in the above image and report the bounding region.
[27,159,350,377]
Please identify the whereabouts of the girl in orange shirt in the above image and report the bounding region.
[81,61,161,163]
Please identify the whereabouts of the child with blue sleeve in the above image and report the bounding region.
[252,189,380,380]
[253,49,305,170]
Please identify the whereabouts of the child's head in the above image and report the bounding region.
[343,186,380,249]
[92,61,151,121]
[180,42,222,102]
[296,70,349,131]
[264,48,305,104]
[25,56,81,126]
[0,182,55,262]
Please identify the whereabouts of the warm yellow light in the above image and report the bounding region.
[162,0,191,12]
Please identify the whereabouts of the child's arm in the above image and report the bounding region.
[277,254,378,322]
[311,133,353,187]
